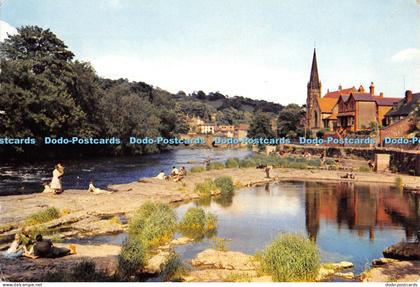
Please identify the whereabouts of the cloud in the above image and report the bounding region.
[0,20,17,42]
[391,48,420,63]
[105,0,121,8]
[89,54,305,104]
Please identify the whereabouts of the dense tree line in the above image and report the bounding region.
[0,25,285,160]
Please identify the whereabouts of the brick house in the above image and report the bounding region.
[305,49,401,133]
[336,91,400,132]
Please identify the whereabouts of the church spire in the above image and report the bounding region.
[308,48,321,90]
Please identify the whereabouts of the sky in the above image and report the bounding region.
[1,0,420,104]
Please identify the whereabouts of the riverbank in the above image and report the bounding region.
[1,167,419,227]
[1,167,419,282]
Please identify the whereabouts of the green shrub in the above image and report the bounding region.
[178,207,218,239]
[288,162,308,169]
[206,213,217,231]
[159,252,188,282]
[324,159,336,165]
[178,207,206,230]
[26,207,60,225]
[214,176,234,195]
[190,166,205,173]
[207,162,225,170]
[307,159,321,167]
[194,179,219,197]
[209,236,229,251]
[225,158,240,168]
[358,166,370,172]
[239,158,256,168]
[128,202,177,247]
[118,238,146,280]
[261,233,320,282]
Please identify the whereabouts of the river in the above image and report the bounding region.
[0,148,252,196]
[173,181,419,274]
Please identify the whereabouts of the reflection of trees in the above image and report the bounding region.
[215,193,234,207]
[195,196,211,207]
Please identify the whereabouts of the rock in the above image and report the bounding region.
[183,269,268,282]
[333,261,353,269]
[371,257,399,266]
[316,267,335,281]
[383,242,420,260]
[170,237,193,246]
[361,259,420,282]
[210,190,221,196]
[191,249,257,271]
[335,272,355,279]
[144,251,170,274]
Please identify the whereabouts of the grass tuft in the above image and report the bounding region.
[194,179,219,197]
[225,157,240,168]
[260,233,320,282]
[207,162,225,170]
[118,238,146,280]
[190,166,205,173]
[214,176,234,195]
[26,207,60,226]
[128,202,177,248]
[178,207,218,239]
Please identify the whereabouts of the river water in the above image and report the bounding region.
[174,181,419,274]
[73,180,419,275]
[0,148,252,196]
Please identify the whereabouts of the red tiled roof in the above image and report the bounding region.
[324,87,356,98]
[317,97,338,113]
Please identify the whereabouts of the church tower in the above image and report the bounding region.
[306,48,321,128]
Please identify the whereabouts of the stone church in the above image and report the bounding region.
[306,49,400,133]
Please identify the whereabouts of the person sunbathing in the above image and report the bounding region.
[87,180,112,194]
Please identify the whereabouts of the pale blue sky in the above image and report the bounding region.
[2,0,419,104]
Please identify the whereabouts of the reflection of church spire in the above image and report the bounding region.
[305,184,320,242]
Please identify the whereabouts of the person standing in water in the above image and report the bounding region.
[50,163,64,194]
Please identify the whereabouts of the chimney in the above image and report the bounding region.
[338,84,342,91]
[379,92,384,98]
[369,82,375,95]
[405,90,413,103]
[358,85,365,93]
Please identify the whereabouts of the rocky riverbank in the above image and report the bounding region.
[0,167,419,282]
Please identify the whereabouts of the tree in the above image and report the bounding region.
[248,113,275,138]
[0,26,86,149]
[277,104,306,138]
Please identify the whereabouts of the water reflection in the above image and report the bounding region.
[177,180,419,273]
[304,181,419,242]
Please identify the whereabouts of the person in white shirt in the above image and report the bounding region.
[87,180,112,194]
[171,166,179,176]
[155,170,165,180]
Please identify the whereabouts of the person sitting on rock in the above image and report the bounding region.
[32,234,76,258]
[171,166,179,176]
[179,166,187,177]
[42,181,54,193]
[2,234,25,259]
[155,170,165,180]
